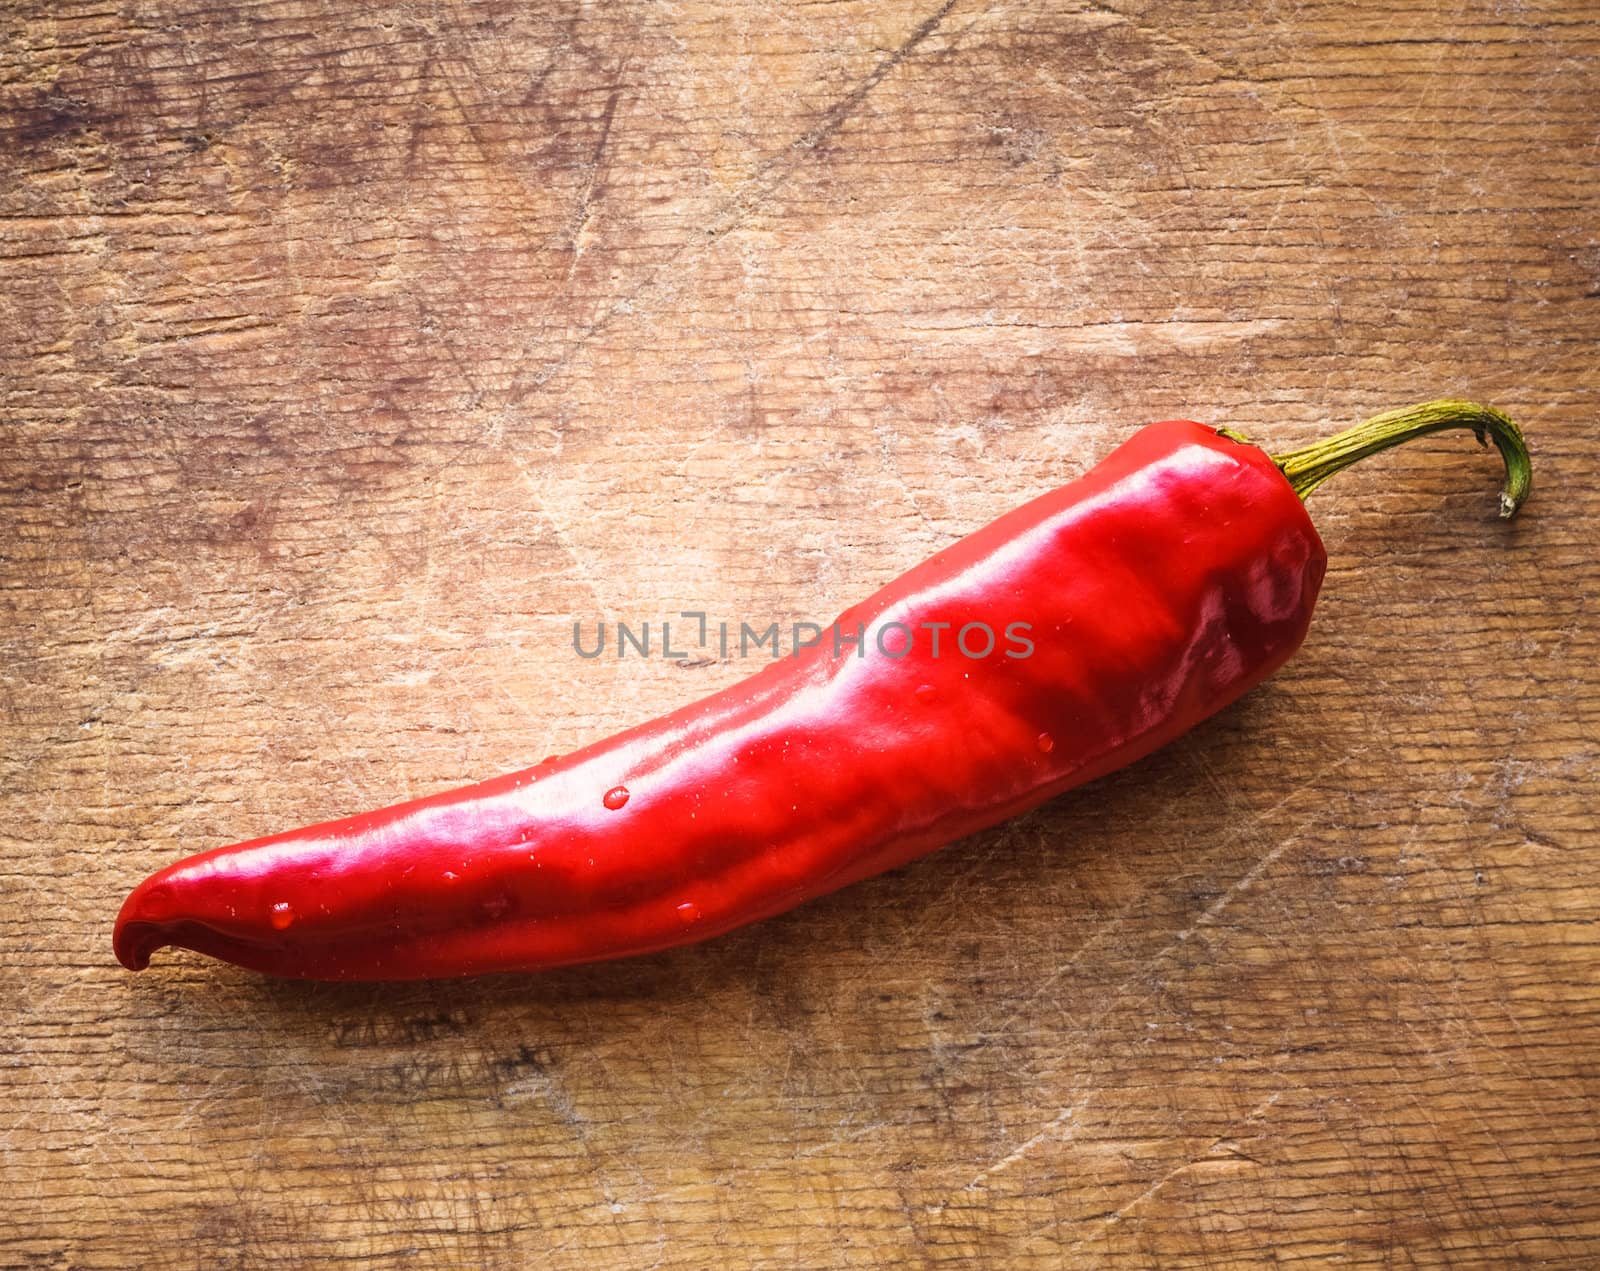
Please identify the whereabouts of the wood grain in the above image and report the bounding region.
[3,0,1597,1266]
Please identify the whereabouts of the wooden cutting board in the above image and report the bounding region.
[3,2,1597,1266]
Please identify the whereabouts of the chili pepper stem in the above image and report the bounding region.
[1253,399,1532,518]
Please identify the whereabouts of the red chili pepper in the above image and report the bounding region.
[114,400,1530,981]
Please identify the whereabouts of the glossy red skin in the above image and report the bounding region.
[114,423,1326,980]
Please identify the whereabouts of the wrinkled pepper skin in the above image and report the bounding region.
[115,423,1325,980]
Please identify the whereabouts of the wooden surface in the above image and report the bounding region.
[3,1,1597,1266]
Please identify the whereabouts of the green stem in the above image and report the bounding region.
[1265,399,1532,519]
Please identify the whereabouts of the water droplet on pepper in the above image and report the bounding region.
[603,785,630,810]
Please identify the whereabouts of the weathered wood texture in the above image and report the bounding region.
[3,0,1597,1266]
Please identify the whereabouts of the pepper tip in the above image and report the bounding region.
[114,875,178,971]
[112,918,158,971]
